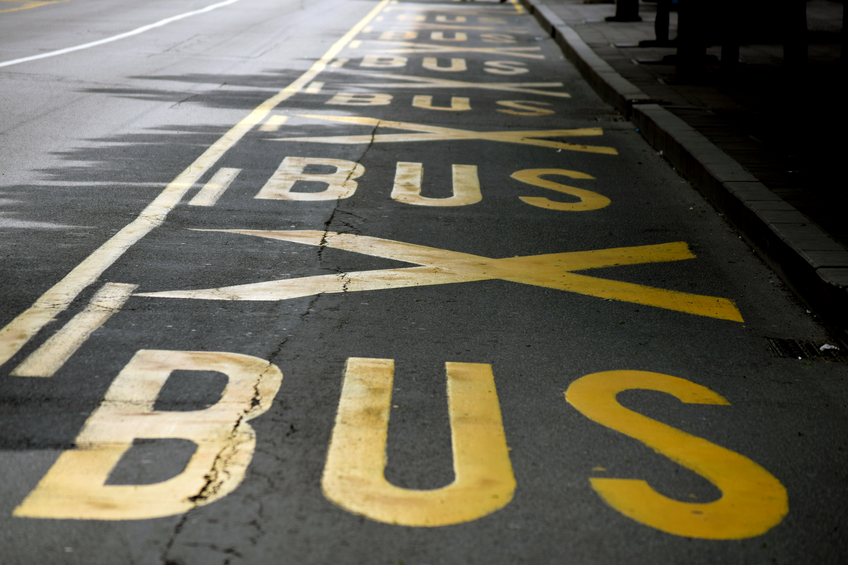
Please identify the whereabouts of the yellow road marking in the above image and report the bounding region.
[322,358,515,526]
[357,40,545,59]
[0,0,392,370]
[566,371,788,539]
[392,162,481,206]
[411,95,471,111]
[273,114,617,155]
[258,114,289,132]
[512,168,611,211]
[0,0,68,15]
[138,230,743,322]
[331,70,571,98]
[14,350,283,519]
[11,283,136,378]
[423,56,467,71]
[384,23,527,33]
[256,157,363,201]
[188,167,241,207]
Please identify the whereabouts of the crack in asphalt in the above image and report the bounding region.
[159,365,275,565]
[318,121,380,295]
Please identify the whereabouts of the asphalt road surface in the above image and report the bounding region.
[1,0,847,563]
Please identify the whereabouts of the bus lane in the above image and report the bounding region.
[2,0,846,563]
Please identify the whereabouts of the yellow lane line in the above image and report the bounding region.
[188,167,241,207]
[0,1,68,16]
[11,283,137,378]
[0,0,392,371]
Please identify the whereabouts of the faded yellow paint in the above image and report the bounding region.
[392,162,481,206]
[0,0,69,15]
[437,15,465,23]
[412,95,471,111]
[482,33,517,44]
[497,100,554,116]
[361,40,545,59]
[333,72,570,98]
[189,167,240,206]
[256,157,364,201]
[0,0,392,369]
[259,115,289,132]
[304,81,324,94]
[14,350,283,520]
[431,31,467,41]
[422,57,466,72]
[321,358,515,526]
[361,55,408,68]
[139,230,743,322]
[485,60,529,75]
[327,92,394,106]
[276,114,615,155]
[511,169,610,211]
[396,22,527,33]
[381,30,418,41]
[565,371,788,539]
[12,283,137,378]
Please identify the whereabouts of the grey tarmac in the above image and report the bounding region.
[0,1,846,564]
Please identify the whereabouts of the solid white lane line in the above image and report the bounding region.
[0,0,241,69]
[0,0,392,370]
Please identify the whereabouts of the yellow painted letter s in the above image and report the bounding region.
[565,370,788,539]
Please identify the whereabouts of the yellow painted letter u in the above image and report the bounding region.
[322,358,516,526]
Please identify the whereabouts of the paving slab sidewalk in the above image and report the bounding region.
[519,0,848,334]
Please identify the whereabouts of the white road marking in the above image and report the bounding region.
[0,0,241,69]
[0,0,392,368]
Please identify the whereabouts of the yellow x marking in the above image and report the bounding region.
[138,230,742,322]
[272,114,617,155]
[334,70,571,98]
[387,23,528,33]
[359,40,545,59]
[383,5,521,15]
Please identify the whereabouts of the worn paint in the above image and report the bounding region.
[14,350,283,520]
[412,95,471,111]
[0,0,392,368]
[189,167,241,207]
[392,162,481,206]
[256,157,364,201]
[332,72,571,98]
[138,230,743,322]
[276,114,615,154]
[12,283,137,378]
[321,358,515,526]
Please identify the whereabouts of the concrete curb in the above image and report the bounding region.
[520,0,848,329]
[522,0,651,117]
